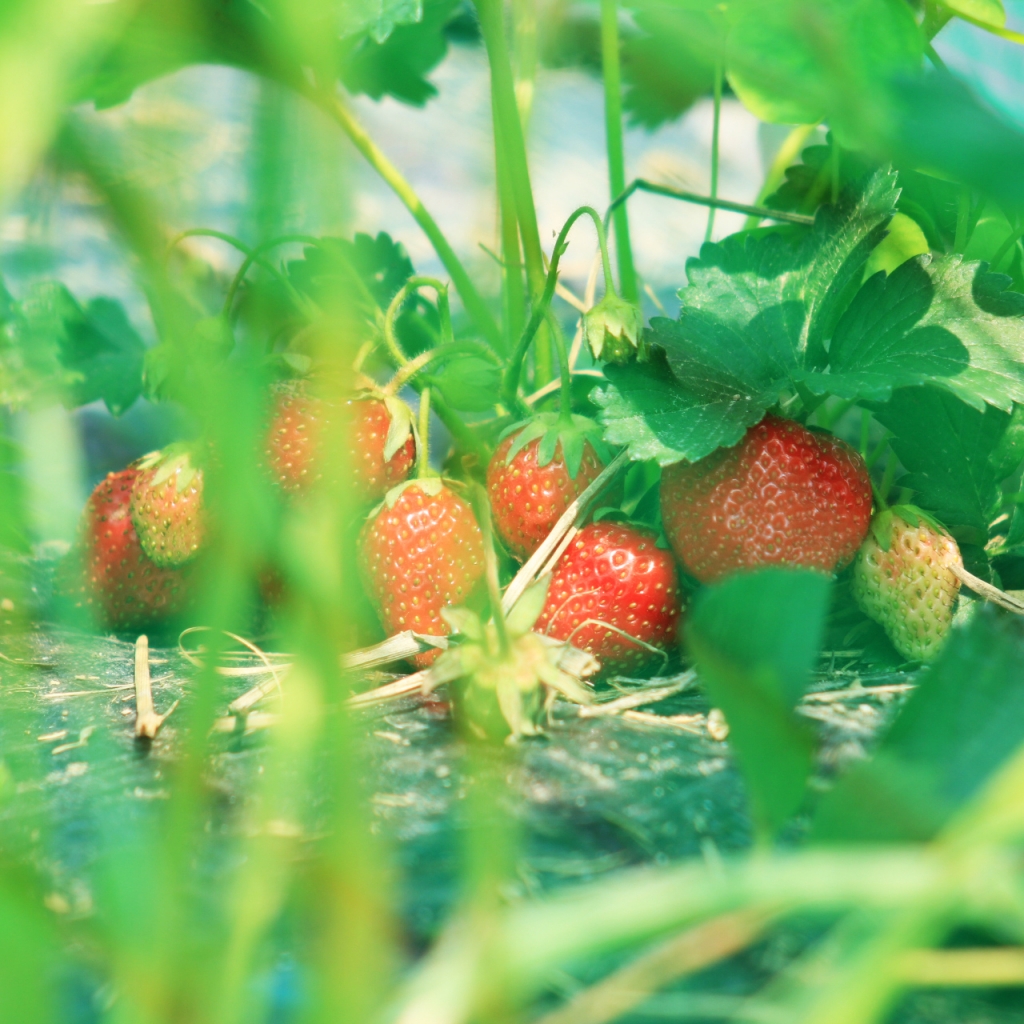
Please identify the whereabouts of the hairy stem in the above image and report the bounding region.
[600,0,638,301]
[502,207,612,409]
[382,276,451,368]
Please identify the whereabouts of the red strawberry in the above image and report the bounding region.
[487,415,605,559]
[535,521,683,672]
[265,381,415,501]
[359,480,485,667]
[660,415,872,584]
[129,447,204,567]
[63,468,194,631]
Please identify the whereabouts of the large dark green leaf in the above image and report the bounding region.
[871,388,1009,537]
[812,608,1024,843]
[686,569,832,836]
[817,256,1024,413]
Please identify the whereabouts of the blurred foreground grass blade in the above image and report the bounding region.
[686,569,831,837]
[812,607,1024,843]
[0,861,58,1022]
[0,0,136,207]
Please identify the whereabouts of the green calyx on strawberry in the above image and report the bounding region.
[583,292,644,365]
[62,467,196,631]
[425,578,597,739]
[852,505,963,663]
[129,445,205,568]
[487,412,609,559]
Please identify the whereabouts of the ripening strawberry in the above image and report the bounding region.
[535,521,683,672]
[853,507,962,662]
[660,415,873,583]
[129,447,204,567]
[63,468,195,631]
[265,381,415,501]
[487,417,604,559]
[359,480,485,667]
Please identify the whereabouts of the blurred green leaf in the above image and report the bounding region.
[341,0,460,105]
[686,568,831,835]
[939,0,1005,28]
[429,352,501,411]
[726,0,923,127]
[812,607,1024,842]
[871,387,1009,537]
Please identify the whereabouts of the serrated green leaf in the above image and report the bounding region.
[340,0,458,104]
[822,255,1024,412]
[812,608,1024,843]
[686,569,832,836]
[595,169,898,464]
[871,388,1007,536]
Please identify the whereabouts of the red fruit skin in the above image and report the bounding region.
[359,483,485,667]
[65,469,194,631]
[129,458,204,567]
[350,398,416,502]
[660,415,873,584]
[535,522,683,672]
[487,433,604,559]
[265,388,415,502]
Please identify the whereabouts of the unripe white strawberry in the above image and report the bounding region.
[852,506,962,663]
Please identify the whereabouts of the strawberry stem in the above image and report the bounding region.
[416,387,433,479]
[473,485,511,656]
[218,232,324,321]
[872,450,898,511]
[502,206,616,410]
[383,276,453,369]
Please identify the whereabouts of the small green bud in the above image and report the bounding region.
[583,293,644,365]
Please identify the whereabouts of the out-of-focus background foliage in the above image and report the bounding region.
[5,2,1024,1024]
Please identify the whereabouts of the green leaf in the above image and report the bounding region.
[820,255,1024,413]
[620,3,717,129]
[595,168,898,464]
[726,0,923,129]
[340,0,458,105]
[811,608,1024,843]
[686,568,831,835]
[862,212,929,279]
[871,388,1008,537]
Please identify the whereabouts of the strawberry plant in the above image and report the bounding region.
[6,1,1024,1023]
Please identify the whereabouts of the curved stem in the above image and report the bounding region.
[220,233,323,319]
[310,89,502,350]
[383,276,451,369]
[384,339,500,397]
[501,206,613,410]
[600,0,637,302]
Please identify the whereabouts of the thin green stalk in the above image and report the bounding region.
[416,386,433,478]
[744,124,818,230]
[704,63,723,244]
[494,101,525,353]
[502,206,614,409]
[954,187,972,252]
[991,221,1023,272]
[312,89,502,349]
[512,0,539,127]
[475,0,545,293]
[220,232,322,319]
[609,179,815,226]
[475,0,549,376]
[600,0,638,301]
